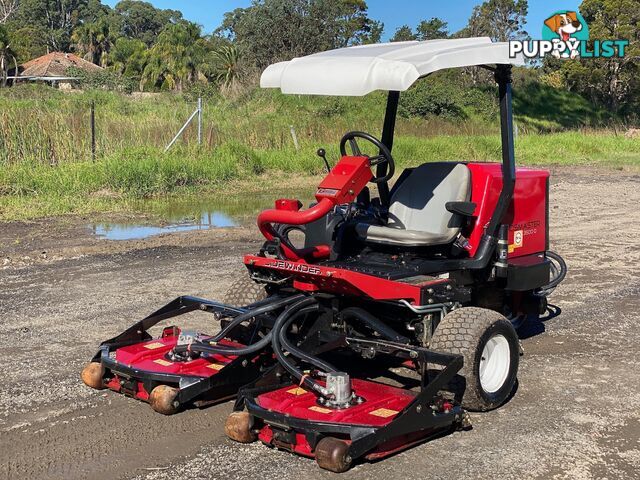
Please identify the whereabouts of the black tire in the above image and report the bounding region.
[430,307,519,412]
[222,270,268,307]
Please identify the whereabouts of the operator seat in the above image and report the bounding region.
[356,162,471,247]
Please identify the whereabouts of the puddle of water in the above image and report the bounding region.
[90,189,315,241]
[92,211,237,241]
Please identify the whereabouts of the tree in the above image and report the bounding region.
[458,0,528,42]
[0,25,17,86]
[0,0,19,24]
[391,25,416,42]
[7,0,96,51]
[557,0,639,113]
[109,36,147,81]
[72,18,112,66]
[417,17,449,40]
[207,43,242,89]
[219,0,382,68]
[455,0,528,84]
[141,21,205,91]
[8,26,48,62]
[113,0,182,46]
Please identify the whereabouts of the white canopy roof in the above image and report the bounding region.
[261,38,524,96]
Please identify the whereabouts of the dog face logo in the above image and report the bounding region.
[542,10,589,59]
[544,12,583,42]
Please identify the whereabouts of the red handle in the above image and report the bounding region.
[257,198,334,261]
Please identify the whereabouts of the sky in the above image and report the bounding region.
[102,0,582,40]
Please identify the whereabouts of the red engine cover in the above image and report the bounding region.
[466,163,549,258]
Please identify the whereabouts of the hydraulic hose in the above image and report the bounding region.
[340,307,410,343]
[277,305,338,374]
[177,330,273,357]
[544,251,567,289]
[172,294,307,357]
[210,293,306,342]
[270,297,330,396]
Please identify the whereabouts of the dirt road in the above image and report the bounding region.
[1,168,639,480]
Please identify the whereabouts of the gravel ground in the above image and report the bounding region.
[1,168,639,480]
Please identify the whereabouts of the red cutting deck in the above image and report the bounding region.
[104,337,243,401]
[257,379,416,427]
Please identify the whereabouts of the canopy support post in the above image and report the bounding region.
[486,65,516,237]
[379,90,400,207]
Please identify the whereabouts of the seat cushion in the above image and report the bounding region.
[355,224,455,246]
[357,162,471,247]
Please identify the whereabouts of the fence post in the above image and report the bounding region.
[90,100,96,161]
[197,97,202,145]
[290,125,299,151]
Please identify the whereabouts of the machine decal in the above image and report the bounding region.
[153,359,172,366]
[287,387,307,395]
[309,406,332,414]
[316,188,339,196]
[514,230,524,247]
[369,408,399,418]
[144,342,164,350]
[265,260,322,275]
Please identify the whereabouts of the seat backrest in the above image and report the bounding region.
[387,162,471,241]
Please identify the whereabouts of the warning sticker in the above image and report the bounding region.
[153,359,173,366]
[369,408,399,418]
[144,342,165,350]
[286,387,307,396]
[308,406,332,414]
[513,230,524,247]
[207,363,224,371]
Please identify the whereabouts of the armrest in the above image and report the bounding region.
[446,201,477,217]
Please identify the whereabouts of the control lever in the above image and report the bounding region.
[317,148,331,173]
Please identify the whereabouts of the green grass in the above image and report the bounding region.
[0,85,637,221]
[1,131,638,221]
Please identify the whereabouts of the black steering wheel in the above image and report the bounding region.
[339,131,395,184]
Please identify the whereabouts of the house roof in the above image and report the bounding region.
[19,52,103,78]
[261,38,525,96]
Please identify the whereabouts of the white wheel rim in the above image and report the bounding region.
[479,334,511,394]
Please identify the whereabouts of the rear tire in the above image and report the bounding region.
[222,269,268,307]
[430,307,519,411]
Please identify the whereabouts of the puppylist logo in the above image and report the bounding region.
[510,10,628,59]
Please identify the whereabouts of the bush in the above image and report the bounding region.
[399,78,466,120]
[67,67,135,93]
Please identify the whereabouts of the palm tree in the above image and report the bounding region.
[109,37,148,85]
[208,44,242,88]
[72,19,113,67]
[141,22,205,91]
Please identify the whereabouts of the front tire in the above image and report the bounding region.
[430,307,519,411]
[222,269,268,307]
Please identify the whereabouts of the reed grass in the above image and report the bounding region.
[0,85,638,221]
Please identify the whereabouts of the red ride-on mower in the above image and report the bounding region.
[221,39,566,472]
[81,38,566,471]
